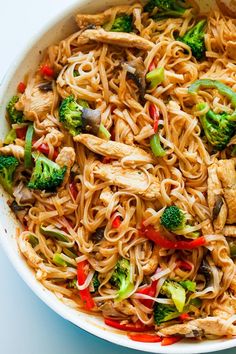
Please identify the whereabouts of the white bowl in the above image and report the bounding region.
[0,1,235,353]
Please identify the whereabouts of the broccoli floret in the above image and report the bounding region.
[6,96,24,124]
[154,303,181,325]
[179,19,206,60]
[91,272,100,293]
[59,96,84,136]
[197,102,236,151]
[160,280,186,312]
[144,0,187,19]
[110,258,134,302]
[160,205,198,238]
[0,155,19,195]
[28,153,66,191]
[110,15,133,32]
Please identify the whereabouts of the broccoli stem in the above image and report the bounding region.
[98,123,111,140]
[146,67,165,89]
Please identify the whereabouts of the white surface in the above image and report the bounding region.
[0,1,234,354]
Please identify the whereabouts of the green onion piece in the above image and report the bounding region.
[179,280,196,292]
[150,134,166,157]
[40,225,69,242]
[24,124,34,169]
[68,279,77,288]
[98,123,111,140]
[53,253,67,267]
[146,67,165,89]
[63,248,77,259]
[4,129,16,144]
[28,234,39,248]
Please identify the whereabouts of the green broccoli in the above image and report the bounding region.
[91,272,100,293]
[160,280,186,312]
[6,96,24,124]
[0,155,19,195]
[196,102,236,151]
[110,15,133,33]
[179,19,206,60]
[110,258,134,302]
[179,280,196,292]
[160,205,199,238]
[59,96,102,136]
[144,0,187,20]
[154,303,181,325]
[28,152,66,191]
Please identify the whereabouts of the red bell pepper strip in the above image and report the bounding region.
[149,104,159,133]
[179,313,190,321]
[141,225,206,250]
[148,57,157,72]
[69,182,78,200]
[40,65,54,77]
[17,82,26,94]
[77,260,95,310]
[102,156,112,164]
[137,280,157,308]
[16,126,27,140]
[128,333,162,343]
[176,260,192,271]
[104,318,153,332]
[161,336,182,346]
[112,216,122,229]
[37,143,58,160]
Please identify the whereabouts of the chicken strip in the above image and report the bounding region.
[217,159,236,224]
[0,144,24,160]
[100,186,113,206]
[74,134,154,166]
[76,4,141,28]
[56,147,76,185]
[77,28,154,51]
[94,162,160,200]
[142,244,159,275]
[15,85,54,121]
[207,164,227,233]
[159,317,236,338]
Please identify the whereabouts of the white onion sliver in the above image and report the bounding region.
[132,293,173,305]
[76,255,88,263]
[156,276,167,297]
[93,294,117,301]
[76,270,95,291]
[225,314,236,326]
[151,268,171,281]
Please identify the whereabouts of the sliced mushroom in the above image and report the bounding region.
[124,57,146,103]
[199,259,212,287]
[13,181,35,206]
[82,108,101,135]
[90,227,105,243]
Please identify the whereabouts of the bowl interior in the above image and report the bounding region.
[0,0,236,353]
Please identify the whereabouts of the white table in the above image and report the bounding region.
[0,1,233,353]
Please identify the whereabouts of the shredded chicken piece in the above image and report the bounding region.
[217,159,236,224]
[201,218,214,235]
[100,186,113,206]
[0,144,24,160]
[94,162,160,200]
[158,317,236,338]
[77,28,154,51]
[142,244,159,275]
[113,300,136,315]
[207,164,227,233]
[224,225,236,237]
[74,134,154,166]
[76,4,141,28]
[56,147,76,185]
[226,40,236,60]
[18,233,42,268]
[13,181,35,206]
[15,85,54,121]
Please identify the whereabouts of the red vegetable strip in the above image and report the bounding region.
[137,280,157,308]
[112,216,122,229]
[148,57,157,72]
[16,126,27,140]
[37,143,58,160]
[161,336,182,346]
[17,82,26,94]
[141,225,206,250]
[104,318,153,332]
[69,181,78,200]
[176,260,192,271]
[77,260,95,310]
[179,313,190,321]
[149,104,159,133]
[128,333,162,343]
[40,65,54,77]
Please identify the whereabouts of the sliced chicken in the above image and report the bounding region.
[13,181,35,206]
[207,164,227,233]
[100,186,113,206]
[226,41,236,60]
[56,147,76,185]
[217,159,236,224]
[142,244,159,275]
[159,317,236,338]
[18,233,42,268]
[0,144,24,160]
[74,134,154,166]
[15,85,54,121]
[201,218,214,235]
[94,162,160,200]
[78,28,154,51]
[45,128,64,147]
[113,299,136,316]
[76,4,141,28]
